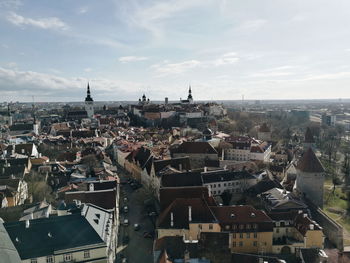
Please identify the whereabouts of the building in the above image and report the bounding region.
[304,127,315,150]
[4,214,112,263]
[0,220,21,263]
[258,123,272,141]
[322,113,336,127]
[223,136,271,163]
[85,82,94,118]
[201,169,257,196]
[180,86,194,104]
[295,148,325,208]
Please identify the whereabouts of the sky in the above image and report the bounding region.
[1,0,350,102]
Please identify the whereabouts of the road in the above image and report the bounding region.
[116,171,155,263]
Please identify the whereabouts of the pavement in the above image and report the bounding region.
[116,171,155,263]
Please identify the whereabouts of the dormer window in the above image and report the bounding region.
[230,213,235,218]
[250,212,256,218]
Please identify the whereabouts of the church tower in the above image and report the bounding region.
[295,148,325,208]
[85,82,94,118]
[187,85,193,104]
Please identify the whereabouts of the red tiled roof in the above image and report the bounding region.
[296,148,324,173]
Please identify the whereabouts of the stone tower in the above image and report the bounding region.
[85,82,94,118]
[303,127,315,150]
[295,148,325,208]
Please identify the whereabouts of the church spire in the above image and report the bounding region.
[85,82,93,102]
[187,85,193,100]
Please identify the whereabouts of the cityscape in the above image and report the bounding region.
[1,1,350,263]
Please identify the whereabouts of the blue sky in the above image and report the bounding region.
[1,0,350,102]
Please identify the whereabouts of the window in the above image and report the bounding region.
[46,256,54,263]
[213,191,216,195]
[246,233,250,238]
[64,253,72,262]
[198,224,202,230]
[31,259,38,263]
[239,224,244,230]
[239,241,243,247]
[254,232,257,238]
[84,250,90,259]
[276,228,280,233]
[209,224,213,230]
[233,242,236,247]
[253,224,258,229]
[239,233,243,238]
[276,222,280,227]
[253,241,257,247]
[213,184,216,188]
[233,224,237,230]
[224,183,226,187]
[246,224,250,229]
[225,225,230,230]
[218,184,221,187]
[233,233,236,238]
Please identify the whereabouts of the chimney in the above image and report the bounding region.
[179,163,183,171]
[30,213,34,220]
[303,213,307,218]
[310,224,314,230]
[188,206,192,222]
[89,183,94,192]
[171,212,174,227]
[25,219,30,228]
[204,167,207,173]
[21,148,25,154]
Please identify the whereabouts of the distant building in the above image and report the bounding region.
[85,82,94,118]
[303,127,315,150]
[258,123,272,141]
[180,86,194,104]
[322,113,336,127]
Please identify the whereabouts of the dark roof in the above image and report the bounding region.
[201,170,255,184]
[65,188,117,210]
[6,144,34,156]
[0,179,21,189]
[161,171,203,187]
[4,214,104,260]
[172,141,217,155]
[154,157,191,174]
[159,186,216,210]
[157,198,217,229]
[304,127,315,143]
[296,148,324,173]
[231,253,284,263]
[9,124,33,132]
[210,205,273,232]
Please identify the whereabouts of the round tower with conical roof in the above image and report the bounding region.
[295,148,325,208]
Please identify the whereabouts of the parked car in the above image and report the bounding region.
[123,206,129,213]
[133,223,140,231]
[148,211,157,217]
[123,219,129,226]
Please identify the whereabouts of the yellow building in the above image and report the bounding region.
[210,205,274,254]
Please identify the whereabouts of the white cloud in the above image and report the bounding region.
[0,0,22,8]
[7,12,68,30]
[78,7,88,14]
[119,56,149,63]
[84,68,93,72]
[213,52,239,66]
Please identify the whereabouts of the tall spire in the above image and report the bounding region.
[187,85,193,100]
[85,82,93,102]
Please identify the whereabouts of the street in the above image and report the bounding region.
[116,171,155,263]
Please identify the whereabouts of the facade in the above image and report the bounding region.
[201,169,257,196]
[223,136,271,163]
[85,83,94,118]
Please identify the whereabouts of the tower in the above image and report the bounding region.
[295,148,325,208]
[85,82,94,118]
[187,85,193,104]
[303,127,315,150]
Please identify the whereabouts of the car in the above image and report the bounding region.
[121,259,127,263]
[133,223,140,231]
[148,211,157,217]
[123,197,128,202]
[123,219,129,226]
[123,206,129,213]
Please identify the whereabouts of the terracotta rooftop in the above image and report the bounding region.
[296,148,324,173]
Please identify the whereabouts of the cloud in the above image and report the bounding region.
[78,7,89,14]
[119,56,149,63]
[7,12,68,30]
[0,0,22,9]
[0,67,145,101]
[84,68,93,72]
[213,52,239,66]
[237,19,267,32]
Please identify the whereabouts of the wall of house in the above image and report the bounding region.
[173,153,218,169]
[203,178,257,196]
[188,223,221,240]
[296,170,324,208]
[229,231,273,254]
[124,161,141,181]
[305,230,324,248]
[157,228,188,239]
[23,246,108,263]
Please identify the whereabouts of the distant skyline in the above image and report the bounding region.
[1,0,350,102]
